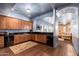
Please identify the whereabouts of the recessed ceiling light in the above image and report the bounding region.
[26,9,31,13]
[11,8,14,11]
[26,9,32,17]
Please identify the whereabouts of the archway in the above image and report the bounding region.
[56,7,78,42]
[55,6,78,55]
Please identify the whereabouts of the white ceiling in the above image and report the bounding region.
[0,3,71,20]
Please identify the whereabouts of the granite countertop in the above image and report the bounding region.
[10,32,53,35]
[0,33,6,36]
[0,32,53,36]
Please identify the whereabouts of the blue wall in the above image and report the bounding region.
[33,12,53,32]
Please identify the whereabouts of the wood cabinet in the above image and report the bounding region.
[0,15,33,30]
[14,34,31,44]
[0,36,4,48]
[18,20,22,29]
[14,34,47,44]
[32,34,47,44]
[0,16,7,29]
[21,21,33,30]
[6,17,19,29]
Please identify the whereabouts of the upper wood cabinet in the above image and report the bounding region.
[0,16,7,29]
[0,15,33,30]
[6,17,19,29]
[21,21,33,30]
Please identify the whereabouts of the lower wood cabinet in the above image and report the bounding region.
[32,34,47,44]
[14,34,47,44]
[0,36,4,48]
[14,34,31,44]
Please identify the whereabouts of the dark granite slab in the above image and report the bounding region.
[0,32,53,36]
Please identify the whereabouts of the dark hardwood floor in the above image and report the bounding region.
[0,40,77,56]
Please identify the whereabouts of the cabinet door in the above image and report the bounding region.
[18,20,22,29]
[21,21,26,29]
[0,36,4,48]
[24,34,31,41]
[21,21,33,30]
[25,21,33,30]
[31,34,35,41]
[14,35,24,44]
[14,34,31,44]
[11,18,19,29]
[6,17,19,29]
[34,34,47,43]
[0,16,7,29]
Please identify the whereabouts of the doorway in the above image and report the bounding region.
[56,7,78,44]
[58,13,72,42]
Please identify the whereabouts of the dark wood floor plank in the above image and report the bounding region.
[0,40,77,56]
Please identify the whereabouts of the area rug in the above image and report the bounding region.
[58,38,64,41]
[9,41,38,54]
